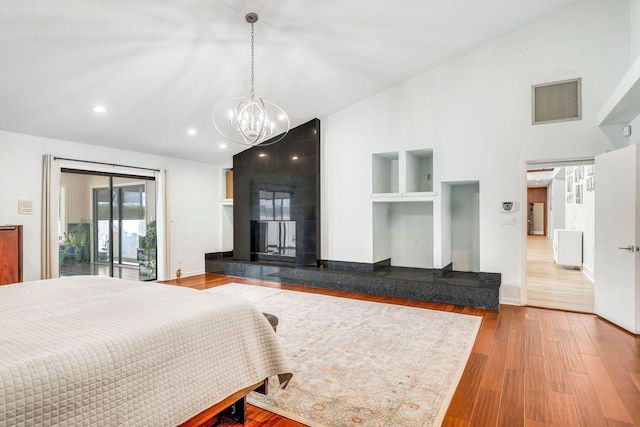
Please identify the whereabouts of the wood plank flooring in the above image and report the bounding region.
[526,235,594,313]
[163,274,640,426]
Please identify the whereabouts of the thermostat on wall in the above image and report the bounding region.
[501,201,517,212]
[18,199,33,215]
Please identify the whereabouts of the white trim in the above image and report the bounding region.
[522,154,597,310]
[499,297,523,306]
[582,263,595,284]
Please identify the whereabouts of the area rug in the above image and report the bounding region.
[205,284,481,427]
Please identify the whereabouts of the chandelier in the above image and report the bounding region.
[213,13,290,147]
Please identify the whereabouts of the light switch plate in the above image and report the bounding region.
[501,216,516,225]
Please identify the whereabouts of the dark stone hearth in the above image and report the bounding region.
[204,251,233,274]
[206,258,501,310]
[433,262,453,278]
[479,272,502,286]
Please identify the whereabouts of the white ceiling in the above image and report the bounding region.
[527,169,556,188]
[0,0,577,164]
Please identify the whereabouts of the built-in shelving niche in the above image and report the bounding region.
[372,149,435,269]
[406,149,433,193]
[373,201,434,269]
[371,149,435,198]
[221,168,233,252]
[221,169,233,204]
[372,152,399,194]
[371,149,479,273]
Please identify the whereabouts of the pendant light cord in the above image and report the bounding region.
[250,22,255,98]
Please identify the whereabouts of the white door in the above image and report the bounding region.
[594,144,640,334]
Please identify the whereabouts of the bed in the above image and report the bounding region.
[0,276,292,426]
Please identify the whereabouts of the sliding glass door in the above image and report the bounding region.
[60,170,156,281]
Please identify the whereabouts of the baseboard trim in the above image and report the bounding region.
[499,297,522,306]
[171,269,205,280]
[581,264,595,283]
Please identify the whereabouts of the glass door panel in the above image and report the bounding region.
[59,172,109,277]
[94,186,111,268]
[60,170,155,281]
[113,176,156,280]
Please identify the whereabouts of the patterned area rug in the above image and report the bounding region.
[205,284,481,427]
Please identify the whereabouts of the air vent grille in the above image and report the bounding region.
[532,78,581,125]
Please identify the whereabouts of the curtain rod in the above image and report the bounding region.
[53,157,160,173]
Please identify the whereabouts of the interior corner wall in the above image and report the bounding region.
[320,0,628,298]
[451,184,480,272]
[437,183,452,269]
[221,206,233,252]
[550,175,567,238]
[0,129,224,281]
[565,166,596,281]
[389,202,434,269]
[372,203,391,263]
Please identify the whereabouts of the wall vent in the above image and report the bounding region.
[532,78,581,125]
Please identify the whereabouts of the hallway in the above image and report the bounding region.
[526,234,594,313]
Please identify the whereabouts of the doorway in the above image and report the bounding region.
[528,202,545,235]
[525,165,594,312]
[59,170,157,281]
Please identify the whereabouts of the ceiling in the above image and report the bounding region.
[0,0,577,165]
[527,169,556,188]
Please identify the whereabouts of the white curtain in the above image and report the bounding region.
[41,155,61,279]
[154,169,168,281]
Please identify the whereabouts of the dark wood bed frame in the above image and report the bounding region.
[178,379,268,426]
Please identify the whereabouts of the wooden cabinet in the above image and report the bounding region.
[0,225,23,285]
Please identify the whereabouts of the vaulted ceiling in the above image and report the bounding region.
[0,0,577,164]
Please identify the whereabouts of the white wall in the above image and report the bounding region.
[631,0,640,62]
[320,0,629,304]
[372,203,391,262]
[549,169,566,238]
[438,183,453,270]
[564,165,596,281]
[221,206,234,252]
[0,130,223,281]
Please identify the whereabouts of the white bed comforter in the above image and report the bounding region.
[0,276,292,426]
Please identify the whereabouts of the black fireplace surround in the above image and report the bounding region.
[232,119,321,267]
[207,117,501,310]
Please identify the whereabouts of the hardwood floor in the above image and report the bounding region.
[526,235,595,313]
[163,274,640,426]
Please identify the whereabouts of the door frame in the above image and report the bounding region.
[50,158,167,281]
[520,155,596,305]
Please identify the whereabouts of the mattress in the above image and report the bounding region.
[0,276,292,426]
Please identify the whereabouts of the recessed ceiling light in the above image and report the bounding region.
[259,153,266,158]
[292,156,298,160]
[219,143,227,149]
[187,129,198,136]
[92,105,107,113]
